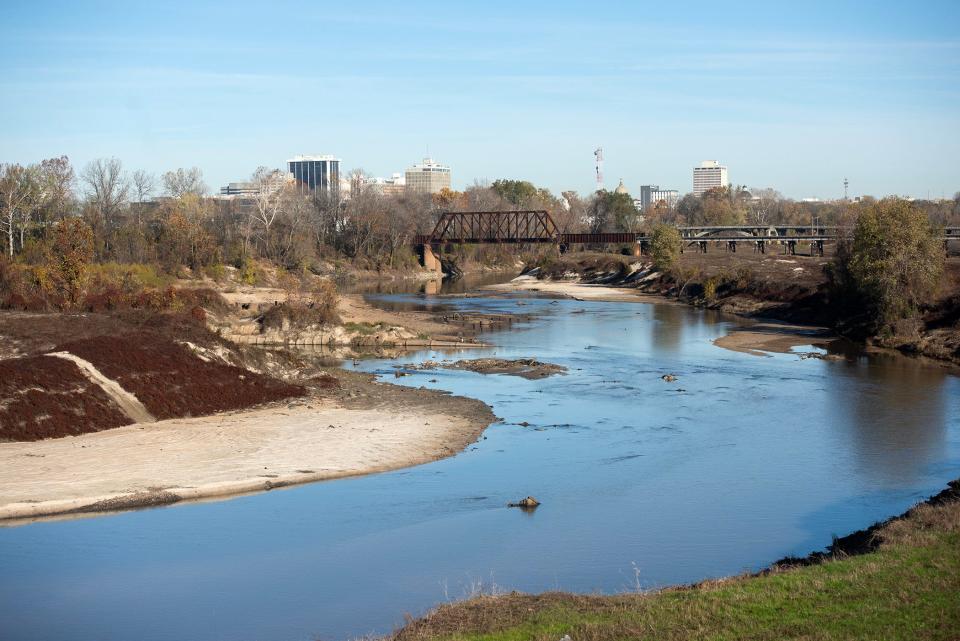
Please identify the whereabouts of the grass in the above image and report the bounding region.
[344,321,384,335]
[394,494,960,641]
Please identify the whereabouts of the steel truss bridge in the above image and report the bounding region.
[414,211,960,259]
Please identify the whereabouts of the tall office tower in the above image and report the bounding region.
[288,155,341,194]
[692,160,728,196]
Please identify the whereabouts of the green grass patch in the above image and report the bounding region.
[395,500,960,641]
[344,321,384,335]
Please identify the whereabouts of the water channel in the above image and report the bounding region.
[1,288,958,641]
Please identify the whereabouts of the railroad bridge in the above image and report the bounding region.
[414,210,959,272]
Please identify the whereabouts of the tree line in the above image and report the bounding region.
[2,157,958,276]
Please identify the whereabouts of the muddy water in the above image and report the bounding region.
[1,293,958,641]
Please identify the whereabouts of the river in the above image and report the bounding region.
[1,289,958,641]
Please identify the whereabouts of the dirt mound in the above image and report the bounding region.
[0,356,131,441]
[56,334,305,420]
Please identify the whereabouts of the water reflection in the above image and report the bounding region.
[829,352,949,484]
[338,270,518,296]
[648,303,687,354]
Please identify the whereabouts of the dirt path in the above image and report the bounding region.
[47,352,156,424]
[0,393,494,523]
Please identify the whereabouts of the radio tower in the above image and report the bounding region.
[844,177,849,201]
[594,147,604,191]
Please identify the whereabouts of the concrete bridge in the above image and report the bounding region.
[414,210,960,272]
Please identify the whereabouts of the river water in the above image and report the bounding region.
[1,290,958,641]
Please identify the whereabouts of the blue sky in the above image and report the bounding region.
[2,0,958,199]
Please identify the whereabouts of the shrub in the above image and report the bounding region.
[829,198,944,331]
[650,224,682,270]
[259,278,339,331]
[703,275,722,302]
[51,218,94,308]
[203,263,225,282]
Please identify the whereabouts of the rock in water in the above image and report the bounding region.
[508,496,540,508]
[661,374,677,382]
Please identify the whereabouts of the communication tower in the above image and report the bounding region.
[594,147,604,191]
[844,177,849,201]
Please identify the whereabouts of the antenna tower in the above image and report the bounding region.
[844,177,849,201]
[594,147,604,191]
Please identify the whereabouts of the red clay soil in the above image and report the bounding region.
[0,356,131,441]
[56,334,305,420]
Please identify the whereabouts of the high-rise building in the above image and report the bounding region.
[405,157,451,194]
[288,155,341,195]
[639,185,680,210]
[692,160,728,196]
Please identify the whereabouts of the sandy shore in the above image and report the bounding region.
[0,390,494,524]
[712,322,835,356]
[484,275,671,304]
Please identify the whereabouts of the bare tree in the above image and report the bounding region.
[37,156,75,223]
[162,167,207,198]
[0,164,39,256]
[347,167,370,199]
[131,170,157,227]
[81,158,129,231]
[249,167,289,258]
[132,170,157,204]
[748,187,782,226]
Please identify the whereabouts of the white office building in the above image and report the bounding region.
[693,160,728,196]
[405,157,451,194]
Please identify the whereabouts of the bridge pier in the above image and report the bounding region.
[418,244,444,276]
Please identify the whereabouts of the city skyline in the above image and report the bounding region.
[2,1,958,200]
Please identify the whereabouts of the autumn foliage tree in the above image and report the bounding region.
[51,218,94,307]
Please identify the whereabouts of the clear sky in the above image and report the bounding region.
[2,0,958,200]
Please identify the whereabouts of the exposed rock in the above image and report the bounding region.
[508,496,540,508]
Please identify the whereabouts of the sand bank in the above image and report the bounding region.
[712,322,835,356]
[0,392,494,523]
[484,275,670,304]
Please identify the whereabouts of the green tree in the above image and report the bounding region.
[492,179,538,206]
[831,198,944,331]
[588,190,640,233]
[650,224,682,270]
